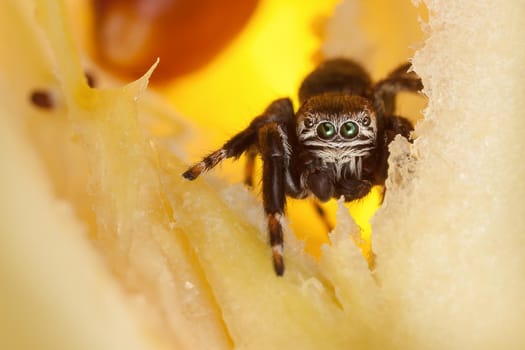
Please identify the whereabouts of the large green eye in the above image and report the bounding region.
[340,121,359,139]
[316,122,336,139]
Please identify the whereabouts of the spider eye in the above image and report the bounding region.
[316,122,336,139]
[304,118,314,128]
[362,116,371,126]
[340,121,359,139]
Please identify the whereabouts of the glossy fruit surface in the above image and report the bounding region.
[92,0,258,83]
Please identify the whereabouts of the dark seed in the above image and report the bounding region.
[85,71,96,88]
[30,90,54,109]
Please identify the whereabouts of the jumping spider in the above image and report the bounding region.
[183,58,422,276]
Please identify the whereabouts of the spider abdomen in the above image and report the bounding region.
[298,58,373,103]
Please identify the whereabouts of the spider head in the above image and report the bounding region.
[296,93,379,157]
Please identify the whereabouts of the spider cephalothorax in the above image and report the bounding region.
[295,94,380,201]
[183,58,422,276]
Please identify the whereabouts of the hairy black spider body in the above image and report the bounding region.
[183,58,422,276]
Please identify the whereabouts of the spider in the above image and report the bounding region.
[182,58,422,276]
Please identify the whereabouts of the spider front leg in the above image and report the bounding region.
[183,98,296,276]
[182,122,259,181]
[258,122,289,276]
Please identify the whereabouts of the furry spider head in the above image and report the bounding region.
[296,93,379,158]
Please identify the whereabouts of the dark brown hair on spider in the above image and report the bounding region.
[182,58,422,276]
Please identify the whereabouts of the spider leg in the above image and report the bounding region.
[373,62,423,116]
[384,114,413,141]
[375,114,415,187]
[182,98,294,181]
[183,98,296,275]
[182,124,259,181]
[311,199,333,232]
[243,145,258,187]
[258,122,288,276]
